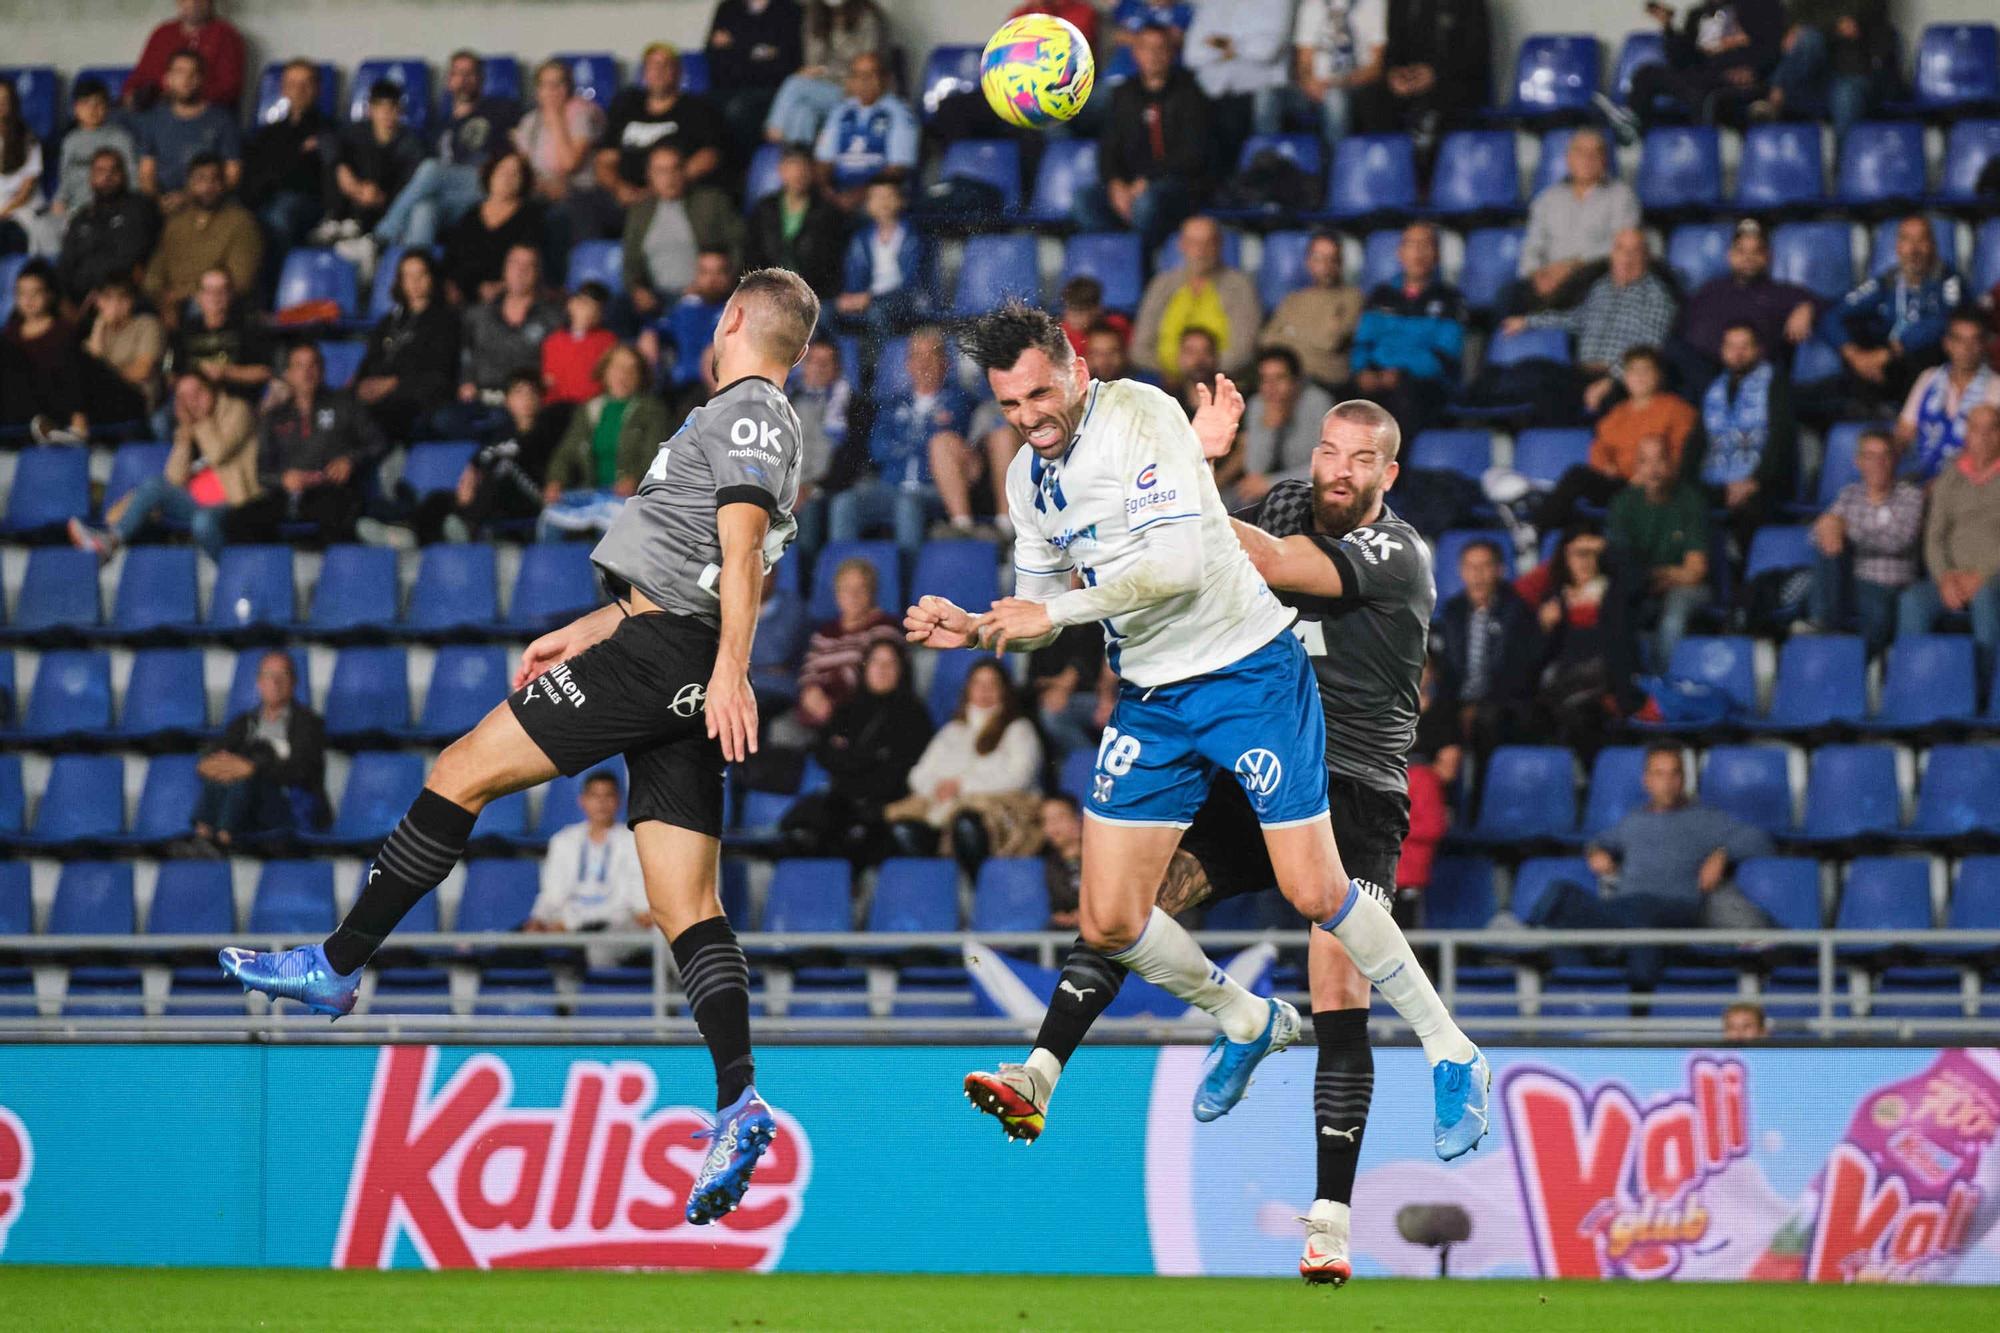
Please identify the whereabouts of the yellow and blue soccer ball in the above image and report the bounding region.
[981,14,1095,129]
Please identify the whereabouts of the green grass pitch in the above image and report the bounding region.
[5,1270,1999,1332]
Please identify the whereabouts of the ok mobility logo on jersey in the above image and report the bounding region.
[1342,527,1403,564]
[0,1105,31,1257]
[1127,463,1178,516]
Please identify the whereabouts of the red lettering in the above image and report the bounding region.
[1942,1181,1978,1255]
[628,1119,697,1230]
[1639,1104,1700,1199]
[589,1123,635,1231]
[1808,1144,1908,1283]
[1722,1062,1748,1159]
[336,1047,500,1269]
[457,1122,551,1231]
[547,1071,604,1231]
[1893,1203,1943,1264]
[1508,1073,1639,1278]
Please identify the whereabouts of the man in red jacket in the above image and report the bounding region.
[127,0,247,112]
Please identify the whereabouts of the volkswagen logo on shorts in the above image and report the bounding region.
[1234,748,1283,798]
[671,683,707,717]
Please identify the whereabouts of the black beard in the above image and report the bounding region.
[1312,481,1380,538]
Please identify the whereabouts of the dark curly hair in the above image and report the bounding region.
[956,299,1074,375]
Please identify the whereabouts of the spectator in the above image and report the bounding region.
[1350,222,1465,429]
[81,275,165,424]
[454,244,564,433]
[1168,325,1221,417]
[56,150,158,305]
[1608,433,1711,670]
[1808,427,1922,654]
[186,650,326,853]
[1518,526,1617,753]
[128,0,246,112]
[1687,322,1795,550]
[541,281,619,406]
[439,151,546,304]
[1754,2,1896,135]
[765,0,887,146]
[233,341,388,545]
[324,79,424,244]
[1670,218,1818,395]
[885,659,1044,866]
[1131,216,1260,379]
[413,371,563,543]
[50,78,139,224]
[1522,744,1773,989]
[834,177,932,338]
[638,249,737,390]
[514,59,611,244]
[142,153,261,317]
[1512,130,1641,314]
[786,336,849,557]
[1040,794,1085,930]
[620,144,744,327]
[1058,276,1129,355]
[813,53,918,210]
[1722,1001,1769,1042]
[1224,346,1334,503]
[374,51,520,253]
[0,83,56,261]
[1618,0,1788,132]
[1183,0,1295,150]
[1896,313,1999,480]
[1364,0,1490,158]
[790,556,903,734]
[1084,318,1144,385]
[240,61,330,266]
[1397,751,1449,904]
[136,52,242,209]
[1430,539,1542,755]
[1509,228,1679,416]
[829,326,973,547]
[707,0,806,154]
[1821,215,1966,407]
[0,261,87,442]
[1028,626,1110,761]
[538,343,670,540]
[1534,346,1697,535]
[1260,229,1362,388]
[162,265,271,412]
[70,371,257,558]
[598,43,726,208]
[1074,24,1215,252]
[1290,0,1386,144]
[525,771,650,954]
[1899,405,2000,687]
[801,639,934,862]
[745,143,844,298]
[353,248,462,441]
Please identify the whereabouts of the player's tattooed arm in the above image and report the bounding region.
[1154,850,1215,916]
[1231,520,1346,599]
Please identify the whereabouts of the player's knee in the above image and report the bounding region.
[1278,878,1340,925]
[1080,904,1145,955]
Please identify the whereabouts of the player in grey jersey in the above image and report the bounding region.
[221,268,821,1226]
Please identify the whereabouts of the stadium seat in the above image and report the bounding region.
[1765,222,1854,305]
[8,548,99,636]
[1508,34,1599,120]
[1355,227,1405,292]
[1975,219,2000,295]
[147,861,235,935]
[0,755,21,841]
[1750,634,1868,732]
[402,440,478,500]
[1470,746,1577,844]
[763,859,853,934]
[1238,132,1323,186]
[456,859,541,932]
[1058,749,1093,807]
[468,788,529,845]
[405,544,499,632]
[1836,856,1933,955]
[744,143,784,210]
[254,60,338,123]
[1936,119,2000,203]
[103,441,171,512]
[924,650,1000,727]
[72,65,133,104]
[274,248,360,319]
[1512,428,1593,486]
[1943,858,2000,951]
[1255,231,1313,312]
[1868,214,1956,275]
[918,43,982,117]
[18,754,125,847]
[248,860,336,934]
[120,753,200,846]
[10,650,113,740]
[1912,23,2000,111]
[1484,327,1570,368]
[407,645,508,740]
[0,66,59,145]
[1427,131,1520,216]
[1909,745,2000,842]
[1734,123,1824,210]
[1862,635,1978,730]
[1025,138,1097,223]
[0,859,27,930]
[551,52,618,107]
[319,339,366,389]
[912,539,998,615]
[1508,856,1594,922]
[971,858,1048,933]
[303,751,426,846]
[809,539,901,622]
[866,859,961,933]
[1699,745,1796,835]
[1431,530,1511,604]
[2,447,90,537]
[473,54,522,104]
[736,788,795,833]
[306,544,400,634]
[103,545,197,637]
[673,51,706,96]
[1736,856,1823,930]
[1666,222,1735,292]
[206,545,294,632]
[1579,746,1650,840]
[1458,227,1523,315]
[504,542,600,631]
[1660,635,1759,719]
[225,646,310,720]
[1638,127,1723,212]
[952,234,1040,316]
[1324,134,1418,220]
[1744,526,1812,581]
[937,139,1021,214]
[1155,228,1244,273]
[1810,421,1886,506]
[0,254,24,324]
[565,239,623,296]
[1063,233,1144,314]
[1798,744,1903,842]
[1409,430,1493,482]
[1835,121,1927,207]
[1422,856,1497,930]
[324,646,413,740]
[111,648,207,741]
[349,57,432,133]
[523,759,627,844]
[48,862,135,934]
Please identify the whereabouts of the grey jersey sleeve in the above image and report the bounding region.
[1319,523,1428,605]
[703,387,799,514]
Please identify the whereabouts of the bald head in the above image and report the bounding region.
[1966,404,2000,464]
[726,267,820,368]
[1324,398,1401,462]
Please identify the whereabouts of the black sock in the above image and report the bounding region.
[1313,1008,1375,1206]
[1031,941,1125,1066]
[672,916,754,1109]
[323,788,477,974]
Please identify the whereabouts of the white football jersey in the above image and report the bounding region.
[1007,377,1295,688]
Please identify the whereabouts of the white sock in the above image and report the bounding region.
[1308,1198,1351,1239]
[1109,907,1270,1042]
[1024,1047,1061,1096]
[1322,886,1477,1066]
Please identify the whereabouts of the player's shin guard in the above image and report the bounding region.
[1033,941,1126,1068]
[323,789,477,974]
[1317,883,1476,1066]
[672,916,755,1109]
[1313,1009,1374,1205]
[1108,907,1269,1042]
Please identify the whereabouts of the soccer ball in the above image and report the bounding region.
[981,14,1095,129]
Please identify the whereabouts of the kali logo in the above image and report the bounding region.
[1234,748,1283,798]
[0,1106,31,1258]
[1135,463,1159,490]
[670,683,707,718]
[1091,774,1115,804]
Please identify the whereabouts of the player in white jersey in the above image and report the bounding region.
[906,303,1488,1133]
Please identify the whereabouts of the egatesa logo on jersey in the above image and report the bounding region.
[0,1105,32,1257]
[1128,464,1177,515]
[334,1047,810,1271]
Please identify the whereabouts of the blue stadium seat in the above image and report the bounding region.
[147,861,234,935]
[1579,746,1649,840]
[1026,138,1097,223]
[0,756,21,838]
[319,339,366,389]
[1409,430,1492,482]
[1769,222,1856,302]
[1512,428,1593,486]
[1700,745,1796,835]
[866,858,961,933]
[457,859,541,932]
[1937,119,2000,203]
[113,648,207,741]
[1912,23,2000,111]
[1735,123,1824,210]
[1661,635,1759,718]
[1458,227,1523,315]
[1863,635,1978,730]
[0,859,27,930]
[248,861,336,934]
[676,51,707,96]
[912,539,998,615]
[1154,228,1244,273]
[0,254,25,324]
[0,66,59,145]
[402,440,478,500]
[1356,228,1404,292]
[1431,530,1511,605]
[952,234,1040,316]
[349,58,433,133]
[254,60,338,124]
[1427,131,1521,216]
[763,858,853,933]
[1063,233,1144,314]
[938,139,1021,214]
[1058,749,1093,807]
[1530,126,1623,195]
[304,752,426,846]
[324,647,412,740]
[1638,127,1723,212]
[1508,35,1599,120]
[504,543,599,631]
[72,66,133,104]
[551,53,619,108]
[1235,131,1325,195]
[1736,856,1822,929]
[2,448,90,536]
[1745,526,1812,580]
[206,545,294,632]
[1422,857,1496,930]
[11,650,112,740]
[1868,215,1956,275]
[971,858,1048,932]
[120,754,199,846]
[1255,231,1313,312]
[1798,744,1903,842]
[105,545,198,636]
[1750,635,1868,732]
[104,442,171,512]
[471,54,522,105]
[407,645,508,740]
[18,754,124,846]
[224,646,309,721]
[405,544,498,632]
[10,548,100,635]
[1811,421,1886,506]
[1470,746,1577,843]
[49,862,135,934]
[1836,857,1932,955]
[744,143,784,209]
[1484,327,1570,368]
[1509,856,1594,922]
[924,650,1000,728]
[1909,745,2000,842]
[274,248,360,318]
[524,760,627,844]
[306,544,399,634]
[468,789,529,845]
[1836,121,1927,207]
[1666,222,1735,292]
[1943,858,2000,950]
[1325,134,1419,220]
[565,239,623,296]
[1975,219,2000,295]
[918,43,982,118]
[736,788,795,833]
[809,539,901,622]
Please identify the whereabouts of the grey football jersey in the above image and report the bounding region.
[1242,481,1435,795]
[592,376,802,627]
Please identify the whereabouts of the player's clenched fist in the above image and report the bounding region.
[904,594,979,649]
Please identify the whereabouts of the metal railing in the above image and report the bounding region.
[3,928,2000,1042]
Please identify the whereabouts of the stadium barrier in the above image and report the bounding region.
[0,1042,1994,1281]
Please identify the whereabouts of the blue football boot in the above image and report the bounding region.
[218,944,360,1019]
[1433,1049,1492,1160]
[1192,997,1301,1122]
[686,1086,778,1224]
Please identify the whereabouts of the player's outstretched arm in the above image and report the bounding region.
[513,603,627,690]
[707,501,769,763]
[1230,519,1345,599]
